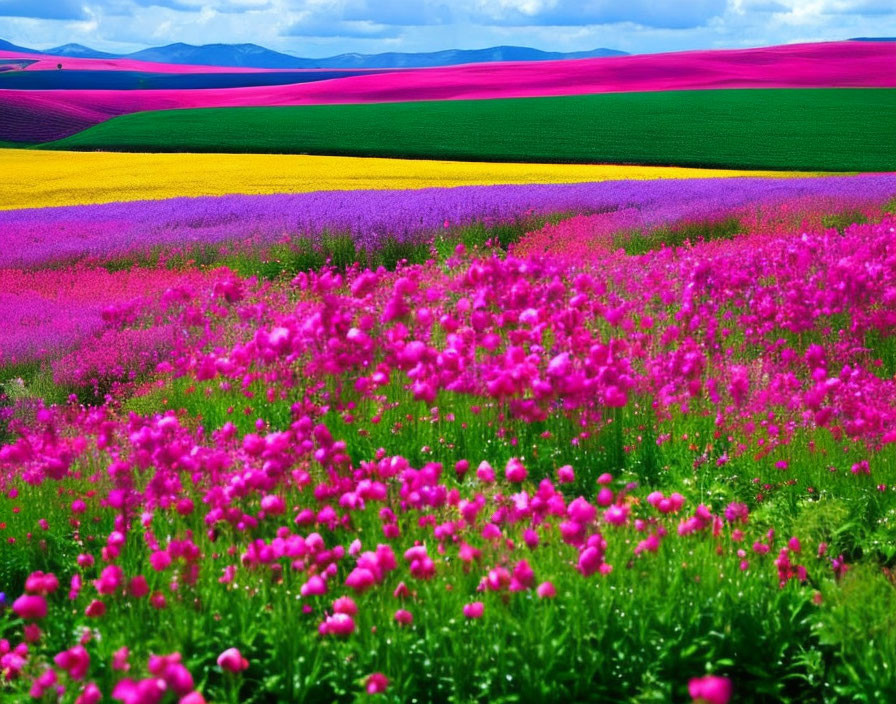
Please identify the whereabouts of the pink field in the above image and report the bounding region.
[3,41,895,143]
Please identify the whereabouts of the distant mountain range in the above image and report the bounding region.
[0,38,627,69]
[46,43,119,59]
[0,39,37,54]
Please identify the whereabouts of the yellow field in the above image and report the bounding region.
[0,149,818,211]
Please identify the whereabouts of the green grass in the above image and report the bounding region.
[43,88,896,171]
[616,217,745,255]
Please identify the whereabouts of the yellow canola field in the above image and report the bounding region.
[0,149,817,211]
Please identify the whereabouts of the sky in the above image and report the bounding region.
[0,0,894,57]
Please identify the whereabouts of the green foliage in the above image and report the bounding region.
[617,217,744,255]
[820,210,869,234]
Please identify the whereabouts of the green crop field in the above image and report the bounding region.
[43,88,896,171]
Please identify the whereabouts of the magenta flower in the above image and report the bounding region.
[179,692,207,704]
[260,494,286,515]
[723,502,749,524]
[149,551,172,571]
[463,601,485,619]
[505,458,528,483]
[476,461,496,483]
[95,565,124,595]
[345,568,377,593]
[85,599,106,618]
[217,648,249,673]
[12,594,47,620]
[112,646,130,671]
[604,504,629,526]
[568,497,596,524]
[24,571,59,595]
[128,576,150,599]
[319,612,356,637]
[365,672,389,694]
[394,609,413,626]
[688,675,732,704]
[75,682,102,704]
[536,581,557,599]
[332,596,358,615]
[300,575,327,597]
[54,645,90,680]
[557,465,575,483]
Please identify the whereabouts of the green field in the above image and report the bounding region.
[45,88,896,171]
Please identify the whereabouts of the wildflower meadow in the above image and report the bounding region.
[1,28,896,704]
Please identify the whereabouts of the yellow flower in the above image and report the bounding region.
[0,148,818,211]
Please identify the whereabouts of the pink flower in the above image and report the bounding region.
[463,601,484,619]
[149,551,172,571]
[568,497,596,524]
[25,571,59,595]
[365,672,389,694]
[523,528,540,549]
[476,462,495,483]
[688,675,732,704]
[94,565,124,595]
[260,494,285,515]
[511,559,535,590]
[300,575,327,597]
[536,581,557,599]
[112,646,130,671]
[319,612,356,637]
[85,599,106,618]
[345,568,376,593]
[179,692,207,704]
[603,504,629,526]
[128,576,150,598]
[75,682,102,704]
[54,645,90,680]
[505,458,528,483]
[217,648,249,673]
[394,609,413,625]
[723,502,748,523]
[332,596,358,615]
[578,546,604,577]
[557,465,575,484]
[12,594,47,620]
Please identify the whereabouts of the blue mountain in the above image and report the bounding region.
[0,38,627,69]
[46,43,119,59]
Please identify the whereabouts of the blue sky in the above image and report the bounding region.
[0,0,894,56]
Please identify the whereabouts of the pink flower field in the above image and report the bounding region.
[2,175,896,702]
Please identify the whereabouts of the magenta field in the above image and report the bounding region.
[2,22,896,704]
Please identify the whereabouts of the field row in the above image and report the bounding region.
[0,150,796,211]
[41,89,896,171]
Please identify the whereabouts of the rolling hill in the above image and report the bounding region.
[42,88,896,172]
[3,41,894,144]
